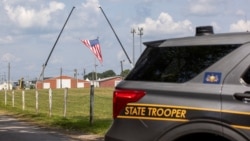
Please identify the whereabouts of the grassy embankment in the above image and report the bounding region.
[0,87,113,135]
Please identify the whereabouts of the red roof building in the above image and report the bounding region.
[97,76,123,88]
[36,75,91,89]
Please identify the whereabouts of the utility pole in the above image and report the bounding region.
[120,60,125,75]
[74,69,78,88]
[131,28,136,65]
[94,64,98,81]
[60,67,62,88]
[8,62,10,90]
[83,68,86,80]
[138,27,143,54]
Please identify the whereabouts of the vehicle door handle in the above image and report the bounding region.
[234,92,250,102]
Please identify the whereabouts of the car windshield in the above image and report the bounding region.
[126,45,240,83]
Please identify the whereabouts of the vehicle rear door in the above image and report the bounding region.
[221,47,250,139]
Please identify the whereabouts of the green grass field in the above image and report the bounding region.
[0,87,114,135]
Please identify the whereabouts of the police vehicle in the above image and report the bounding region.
[105,26,250,141]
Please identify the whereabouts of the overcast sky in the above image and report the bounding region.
[1,0,250,82]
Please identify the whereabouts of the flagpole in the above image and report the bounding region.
[94,57,97,87]
[94,37,99,83]
[99,6,133,68]
[38,6,75,81]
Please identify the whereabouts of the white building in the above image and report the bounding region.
[0,82,13,90]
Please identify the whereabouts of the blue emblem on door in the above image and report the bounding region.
[203,72,222,84]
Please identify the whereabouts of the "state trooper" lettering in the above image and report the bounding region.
[124,106,186,118]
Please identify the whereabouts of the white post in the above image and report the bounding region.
[36,90,39,114]
[22,90,25,110]
[4,90,7,106]
[49,88,52,117]
[12,90,14,107]
[63,88,68,117]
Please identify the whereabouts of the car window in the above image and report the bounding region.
[126,45,239,83]
[242,67,250,84]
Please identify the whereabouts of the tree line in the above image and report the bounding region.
[84,69,130,80]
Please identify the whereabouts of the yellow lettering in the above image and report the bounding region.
[164,109,171,117]
[125,106,187,119]
[125,106,134,115]
[148,107,153,116]
[137,107,142,115]
[157,108,163,116]
[171,109,177,117]
[152,108,157,116]
[181,110,186,118]
[175,109,181,118]
[125,106,130,115]
[124,106,147,116]
[138,107,146,116]
[131,107,138,115]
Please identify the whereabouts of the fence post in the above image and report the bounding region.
[36,90,39,114]
[12,90,14,107]
[22,90,25,110]
[89,85,94,125]
[49,88,52,117]
[4,90,7,106]
[64,88,68,117]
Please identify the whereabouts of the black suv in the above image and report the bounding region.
[105,26,250,141]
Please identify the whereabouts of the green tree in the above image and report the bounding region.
[102,70,116,78]
[84,72,101,80]
[84,70,116,80]
[121,69,130,78]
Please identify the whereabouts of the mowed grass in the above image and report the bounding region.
[0,87,114,135]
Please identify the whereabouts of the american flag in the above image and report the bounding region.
[81,38,103,64]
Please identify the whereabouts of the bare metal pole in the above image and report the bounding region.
[138,27,143,54]
[8,62,10,90]
[131,28,136,65]
[38,6,75,81]
[99,6,133,68]
[120,60,124,75]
